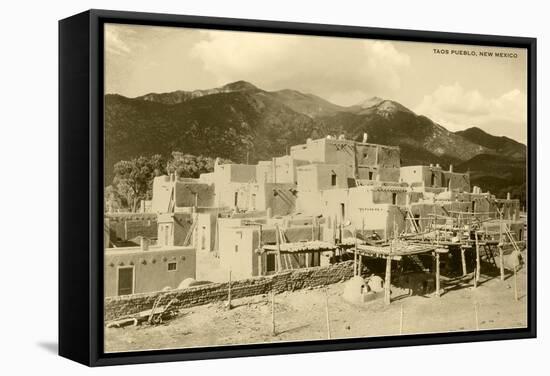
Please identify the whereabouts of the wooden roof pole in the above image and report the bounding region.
[275,223,282,272]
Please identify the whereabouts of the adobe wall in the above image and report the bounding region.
[218,226,258,280]
[104,246,196,297]
[174,182,215,208]
[151,176,173,213]
[106,213,158,242]
[443,171,470,192]
[265,183,297,216]
[104,261,355,321]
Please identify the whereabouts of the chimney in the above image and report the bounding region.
[140,237,150,251]
[338,134,345,140]
[507,192,511,200]
[306,137,313,143]
[449,164,453,173]
[436,163,441,169]
[363,132,368,143]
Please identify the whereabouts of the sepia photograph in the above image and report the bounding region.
[102,23,528,353]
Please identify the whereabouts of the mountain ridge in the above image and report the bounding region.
[105,81,526,202]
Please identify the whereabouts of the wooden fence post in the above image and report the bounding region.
[474,302,479,330]
[227,270,232,309]
[399,304,404,335]
[514,266,519,301]
[325,288,331,339]
[435,251,441,297]
[499,245,505,281]
[271,291,276,335]
[475,232,481,286]
[384,256,392,305]
[461,247,467,276]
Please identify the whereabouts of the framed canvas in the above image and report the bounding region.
[59,9,536,366]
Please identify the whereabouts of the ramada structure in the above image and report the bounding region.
[105,135,526,304]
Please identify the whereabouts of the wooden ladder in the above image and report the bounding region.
[503,224,521,253]
[482,243,498,269]
[407,208,420,233]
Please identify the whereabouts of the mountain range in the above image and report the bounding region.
[105,81,526,202]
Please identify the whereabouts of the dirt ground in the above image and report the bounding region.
[105,264,528,353]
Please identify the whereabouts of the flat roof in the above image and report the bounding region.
[105,245,194,255]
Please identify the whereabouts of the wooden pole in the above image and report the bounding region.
[461,247,467,276]
[399,304,404,335]
[354,227,358,276]
[514,266,519,301]
[227,270,232,309]
[499,245,505,281]
[325,288,331,339]
[473,267,478,288]
[258,224,264,275]
[435,251,441,297]
[271,291,276,335]
[275,224,283,272]
[384,256,392,305]
[475,232,481,283]
[474,302,479,330]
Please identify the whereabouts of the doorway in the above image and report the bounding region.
[266,254,276,273]
[117,266,134,296]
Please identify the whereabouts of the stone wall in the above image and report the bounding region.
[104,261,354,321]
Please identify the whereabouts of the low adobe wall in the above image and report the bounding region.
[105,261,354,321]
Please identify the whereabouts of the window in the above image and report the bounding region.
[392,193,397,205]
[164,225,170,246]
[167,262,177,271]
[234,192,238,206]
[331,173,337,186]
[235,245,239,253]
[201,226,206,250]
[368,171,373,180]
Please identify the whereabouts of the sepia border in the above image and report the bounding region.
[59,9,536,366]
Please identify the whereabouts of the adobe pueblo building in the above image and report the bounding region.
[105,134,525,305]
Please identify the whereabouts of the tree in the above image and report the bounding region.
[112,155,166,212]
[167,152,231,178]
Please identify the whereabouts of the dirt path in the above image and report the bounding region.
[105,267,528,353]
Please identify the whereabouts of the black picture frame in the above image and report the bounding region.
[59,9,537,367]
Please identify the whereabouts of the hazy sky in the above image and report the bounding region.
[105,24,528,143]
